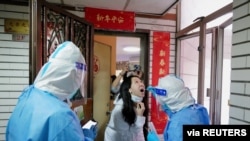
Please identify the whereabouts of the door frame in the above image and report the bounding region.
[94,29,150,137]
[94,29,150,96]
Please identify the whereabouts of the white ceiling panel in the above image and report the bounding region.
[6,0,179,15]
[46,0,179,16]
[61,0,128,11]
[116,36,140,62]
[126,0,178,15]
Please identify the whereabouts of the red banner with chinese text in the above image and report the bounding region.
[84,7,135,32]
[151,31,170,134]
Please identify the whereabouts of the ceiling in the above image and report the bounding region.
[4,0,179,62]
[46,0,179,16]
[116,36,141,62]
[4,0,179,16]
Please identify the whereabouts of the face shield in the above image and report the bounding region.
[75,62,86,96]
[70,62,86,91]
[147,86,168,118]
[34,41,87,104]
[147,86,167,105]
[65,62,87,106]
[147,74,195,115]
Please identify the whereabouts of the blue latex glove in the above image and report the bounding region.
[82,125,97,140]
[147,130,160,141]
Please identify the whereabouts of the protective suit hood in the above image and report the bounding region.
[34,41,86,101]
[147,74,195,113]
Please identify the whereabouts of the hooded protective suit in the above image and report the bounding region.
[147,74,210,141]
[6,41,95,141]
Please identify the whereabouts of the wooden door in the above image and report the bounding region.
[93,41,111,141]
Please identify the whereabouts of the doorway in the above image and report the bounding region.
[93,30,150,139]
[94,30,150,90]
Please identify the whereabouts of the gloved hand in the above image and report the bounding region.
[82,125,97,140]
[147,130,160,141]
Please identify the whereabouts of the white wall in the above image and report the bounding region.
[180,0,233,29]
[0,4,29,141]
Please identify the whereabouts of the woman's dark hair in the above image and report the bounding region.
[111,75,117,82]
[118,75,139,126]
[110,75,117,95]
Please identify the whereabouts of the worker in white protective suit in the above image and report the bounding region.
[147,74,210,141]
[6,41,97,141]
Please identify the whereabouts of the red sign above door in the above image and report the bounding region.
[85,7,135,32]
